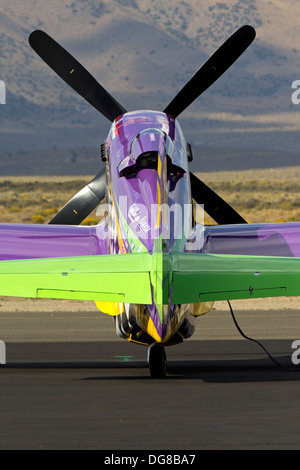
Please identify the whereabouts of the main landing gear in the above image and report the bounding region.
[147,343,167,378]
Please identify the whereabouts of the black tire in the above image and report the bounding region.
[148,344,167,378]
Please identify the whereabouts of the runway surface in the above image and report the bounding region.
[1,302,300,450]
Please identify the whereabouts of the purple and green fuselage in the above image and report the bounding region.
[104,111,193,343]
[2,111,300,345]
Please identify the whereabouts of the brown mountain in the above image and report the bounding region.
[0,0,300,174]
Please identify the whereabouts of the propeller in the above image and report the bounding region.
[28,30,118,224]
[29,26,255,226]
[190,172,247,225]
[29,30,126,122]
[49,168,106,225]
[164,25,256,118]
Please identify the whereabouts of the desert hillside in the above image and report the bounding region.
[0,0,300,173]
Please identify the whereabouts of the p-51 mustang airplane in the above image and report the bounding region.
[1,25,300,377]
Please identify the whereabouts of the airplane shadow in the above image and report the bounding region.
[165,357,300,382]
[2,340,300,382]
[3,356,300,383]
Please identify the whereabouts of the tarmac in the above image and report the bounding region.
[0,296,300,450]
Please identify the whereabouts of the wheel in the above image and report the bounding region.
[147,344,167,378]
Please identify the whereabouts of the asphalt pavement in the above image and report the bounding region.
[0,305,300,450]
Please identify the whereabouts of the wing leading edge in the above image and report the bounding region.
[0,222,108,260]
[199,222,300,258]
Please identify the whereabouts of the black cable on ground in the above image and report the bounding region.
[227,300,300,372]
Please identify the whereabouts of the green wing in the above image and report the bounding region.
[0,254,152,304]
[171,253,300,304]
[1,252,300,305]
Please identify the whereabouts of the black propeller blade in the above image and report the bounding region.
[190,172,247,225]
[164,25,256,118]
[49,168,106,225]
[29,27,253,226]
[29,30,126,122]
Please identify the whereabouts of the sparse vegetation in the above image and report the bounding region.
[0,176,101,224]
[0,168,300,225]
[197,166,300,224]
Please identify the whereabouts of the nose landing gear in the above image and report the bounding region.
[147,343,167,378]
